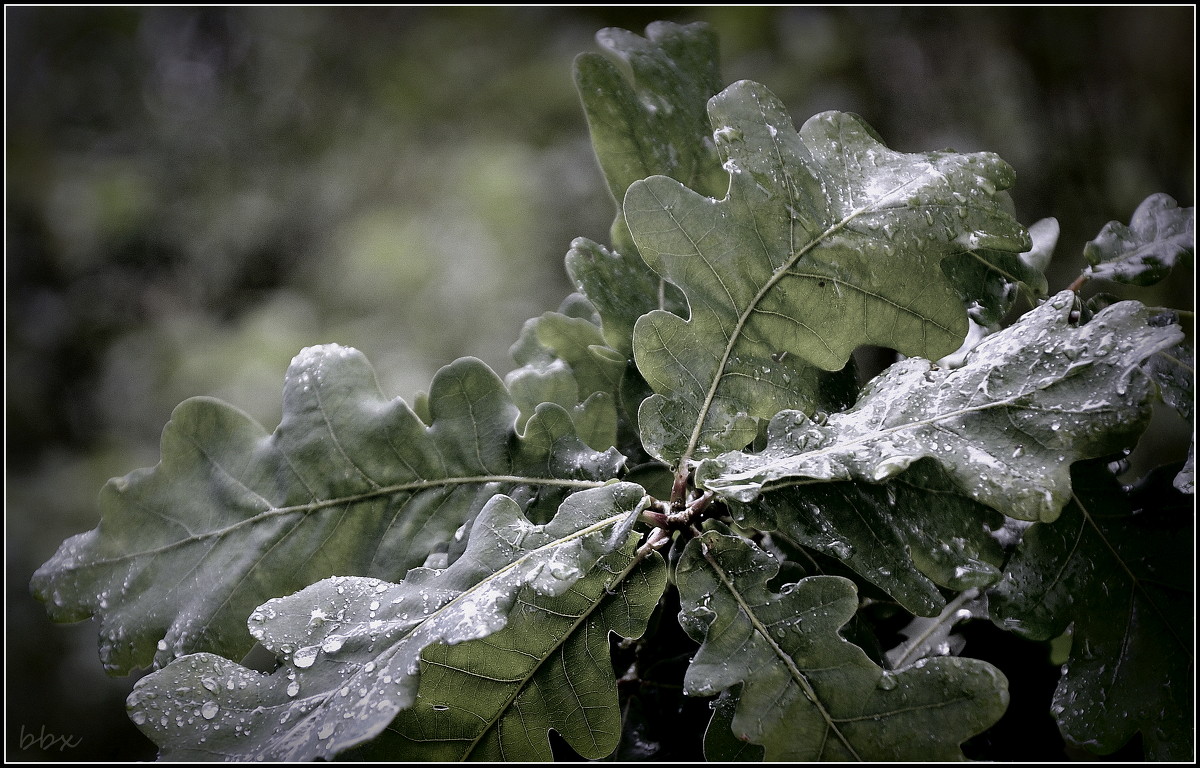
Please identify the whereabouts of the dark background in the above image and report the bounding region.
[6,7,1193,760]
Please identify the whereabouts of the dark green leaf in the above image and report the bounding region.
[988,463,1193,759]
[676,531,1008,760]
[703,687,765,762]
[31,346,624,674]
[699,293,1184,522]
[574,20,726,259]
[941,216,1055,329]
[125,483,647,761]
[1144,337,1194,493]
[742,461,1005,616]
[1083,193,1194,285]
[569,20,722,356]
[628,82,1030,464]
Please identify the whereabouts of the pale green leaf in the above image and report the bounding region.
[989,463,1193,759]
[31,345,623,674]
[566,236,687,357]
[699,292,1184,522]
[507,298,626,451]
[676,530,1008,760]
[1083,193,1194,285]
[885,588,988,670]
[125,483,647,761]
[353,542,667,761]
[627,82,1030,464]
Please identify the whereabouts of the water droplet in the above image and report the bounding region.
[201,701,220,720]
[432,704,450,712]
[287,680,300,697]
[877,673,898,691]
[322,635,345,654]
[293,646,319,669]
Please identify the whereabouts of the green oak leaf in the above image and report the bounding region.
[352,541,667,761]
[31,345,623,674]
[570,20,724,356]
[703,687,765,762]
[741,461,1006,616]
[698,292,1184,522]
[566,235,688,358]
[506,295,627,451]
[676,530,1008,761]
[125,483,647,761]
[1083,193,1195,285]
[988,462,1193,760]
[627,81,1030,464]
[574,21,726,259]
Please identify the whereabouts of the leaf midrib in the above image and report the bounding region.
[671,162,942,469]
[78,475,607,568]
[698,534,863,761]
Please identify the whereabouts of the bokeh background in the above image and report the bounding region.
[6,6,1193,760]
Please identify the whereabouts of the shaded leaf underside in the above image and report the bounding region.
[989,463,1194,760]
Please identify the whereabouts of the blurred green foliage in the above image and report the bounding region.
[6,6,1192,760]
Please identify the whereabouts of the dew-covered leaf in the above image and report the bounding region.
[676,530,1008,760]
[31,345,624,674]
[988,462,1193,759]
[699,292,1184,522]
[1083,193,1194,285]
[627,81,1030,464]
[740,461,1006,616]
[125,483,647,761]
[351,539,667,761]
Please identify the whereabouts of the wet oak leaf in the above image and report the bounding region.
[125,483,647,761]
[352,543,668,761]
[32,345,624,674]
[627,80,1030,464]
[676,530,1008,760]
[989,463,1193,760]
[1083,193,1194,286]
[699,293,1184,523]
